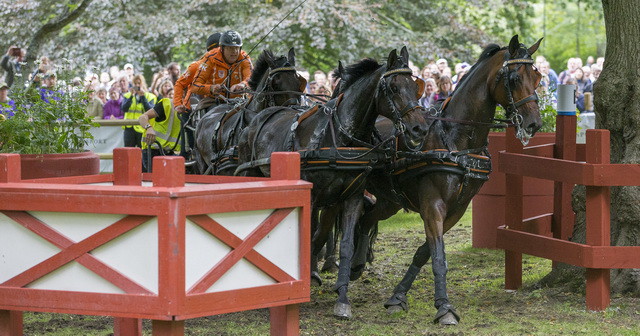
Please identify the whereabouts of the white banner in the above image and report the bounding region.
[84,120,138,173]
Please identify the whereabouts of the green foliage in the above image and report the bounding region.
[530,1,605,71]
[0,62,96,154]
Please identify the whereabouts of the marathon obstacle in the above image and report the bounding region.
[496,115,640,311]
[0,148,311,336]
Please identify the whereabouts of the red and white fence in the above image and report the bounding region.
[496,116,640,311]
[0,149,311,335]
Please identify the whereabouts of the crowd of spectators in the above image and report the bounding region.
[0,43,603,122]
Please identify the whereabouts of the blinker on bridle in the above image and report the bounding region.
[379,67,424,151]
[498,49,540,145]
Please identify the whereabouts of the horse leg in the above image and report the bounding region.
[421,196,459,325]
[310,206,338,285]
[351,196,399,280]
[384,240,430,313]
[430,236,459,325]
[320,207,339,273]
[333,196,363,319]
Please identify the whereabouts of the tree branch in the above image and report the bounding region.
[21,0,94,84]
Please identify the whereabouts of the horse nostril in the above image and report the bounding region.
[413,124,428,137]
[527,122,541,134]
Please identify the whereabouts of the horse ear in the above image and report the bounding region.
[387,49,398,68]
[400,46,409,66]
[338,61,345,77]
[288,48,296,66]
[265,50,276,68]
[528,37,543,55]
[508,35,520,56]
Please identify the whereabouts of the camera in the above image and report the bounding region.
[132,86,141,92]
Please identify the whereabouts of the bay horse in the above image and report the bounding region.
[192,48,305,175]
[357,35,544,325]
[236,47,428,319]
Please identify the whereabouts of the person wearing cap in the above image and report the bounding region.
[191,30,252,106]
[0,81,16,118]
[435,58,448,73]
[124,63,135,82]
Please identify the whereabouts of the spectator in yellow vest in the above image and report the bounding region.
[121,74,157,147]
[138,88,181,172]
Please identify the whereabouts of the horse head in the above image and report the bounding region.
[248,48,304,107]
[378,47,428,149]
[492,35,544,144]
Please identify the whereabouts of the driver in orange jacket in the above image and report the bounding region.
[173,32,221,114]
[191,30,252,102]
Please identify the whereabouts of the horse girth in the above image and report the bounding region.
[390,149,492,183]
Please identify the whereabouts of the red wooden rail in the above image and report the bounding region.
[0,148,312,336]
[496,116,640,311]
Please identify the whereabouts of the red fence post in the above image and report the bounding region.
[112,148,144,335]
[269,152,301,335]
[270,304,300,336]
[271,152,301,180]
[113,148,142,186]
[0,154,21,183]
[152,156,185,187]
[0,310,23,336]
[553,115,577,245]
[504,127,523,290]
[152,320,184,336]
[585,129,611,311]
[0,155,23,336]
[113,317,142,336]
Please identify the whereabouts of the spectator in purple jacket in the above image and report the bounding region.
[102,86,123,119]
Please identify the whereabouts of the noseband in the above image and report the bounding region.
[380,68,423,151]
[262,65,299,106]
[497,50,539,145]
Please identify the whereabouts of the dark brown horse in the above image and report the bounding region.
[357,35,543,325]
[192,49,305,175]
[236,47,428,319]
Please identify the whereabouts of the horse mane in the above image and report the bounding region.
[248,50,276,91]
[453,44,505,91]
[341,58,382,90]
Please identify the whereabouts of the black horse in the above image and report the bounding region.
[192,49,305,175]
[356,35,544,325]
[236,47,428,319]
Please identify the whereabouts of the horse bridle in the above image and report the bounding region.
[263,65,302,106]
[379,68,424,151]
[497,49,540,145]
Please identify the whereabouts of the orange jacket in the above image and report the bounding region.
[191,48,252,99]
[173,56,205,108]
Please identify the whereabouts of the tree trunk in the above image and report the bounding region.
[20,0,93,85]
[541,0,640,294]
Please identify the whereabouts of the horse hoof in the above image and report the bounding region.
[349,264,365,281]
[438,312,459,325]
[321,260,339,273]
[386,304,404,314]
[333,302,352,319]
[384,292,408,313]
[311,272,322,287]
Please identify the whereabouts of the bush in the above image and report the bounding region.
[0,63,96,154]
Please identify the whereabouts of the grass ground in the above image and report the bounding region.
[21,208,640,335]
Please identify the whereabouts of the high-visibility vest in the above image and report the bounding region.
[142,98,181,152]
[123,91,157,133]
